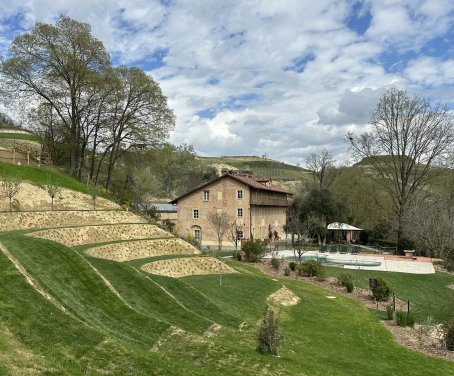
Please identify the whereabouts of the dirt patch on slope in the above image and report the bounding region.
[141,257,237,278]
[0,181,119,211]
[268,286,300,306]
[0,210,144,231]
[86,238,200,261]
[26,224,172,247]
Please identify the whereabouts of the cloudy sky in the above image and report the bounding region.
[1,0,454,165]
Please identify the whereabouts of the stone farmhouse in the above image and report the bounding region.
[169,170,293,246]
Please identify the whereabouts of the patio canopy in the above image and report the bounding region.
[327,222,362,231]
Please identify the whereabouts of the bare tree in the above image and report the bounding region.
[1,176,21,212]
[208,211,232,255]
[306,149,336,190]
[347,88,454,251]
[87,183,100,210]
[45,177,61,211]
[228,221,243,259]
[404,191,454,259]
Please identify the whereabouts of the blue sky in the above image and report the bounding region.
[1,0,454,165]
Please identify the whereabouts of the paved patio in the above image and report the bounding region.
[265,250,436,274]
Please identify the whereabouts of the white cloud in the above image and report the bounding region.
[1,0,454,165]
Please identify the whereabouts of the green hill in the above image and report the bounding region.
[199,155,312,185]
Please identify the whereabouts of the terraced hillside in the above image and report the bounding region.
[0,182,454,374]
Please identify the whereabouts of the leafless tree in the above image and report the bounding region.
[306,149,336,190]
[228,221,244,259]
[404,190,454,259]
[45,178,61,211]
[87,183,99,210]
[347,88,454,251]
[1,176,21,212]
[208,211,232,255]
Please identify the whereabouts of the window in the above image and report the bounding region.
[193,209,199,219]
[237,190,243,199]
[203,190,209,201]
[237,208,243,218]
[237,230,243,241]
[194,229,201,242]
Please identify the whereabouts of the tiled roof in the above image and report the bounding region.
[227,174,290,194]
[169,172,292,204]
[152,203,178,212]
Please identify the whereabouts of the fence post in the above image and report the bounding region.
[393,294,396,311]
[407,300,410,313]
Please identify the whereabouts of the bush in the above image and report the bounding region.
[444,318,454,351]
[370,277,391,301]
[386,304,394,320]
[345,280,354,293]
[284,267,291,276]
[395,310,415,327]
[288,261,297,271]
[337,273,353,286]
[270,257,281,271]
[242,239,265,262]
[257,306,282,355]
[298,260,326,280]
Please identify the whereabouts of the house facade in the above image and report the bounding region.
[170,171,292,246]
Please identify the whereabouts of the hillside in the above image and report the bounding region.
[199,155,312,192]
[0,154,453,374]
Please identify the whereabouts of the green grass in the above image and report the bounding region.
[0,133,39,141]
[0,234,170,346]
[325,266,454,323]
[0,161,111,198]
[1,231,454,374]
[82,254,215,334]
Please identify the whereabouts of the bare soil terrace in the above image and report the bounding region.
[26,224,171,247]
[86,238,199,261]
[0,181,120,212]
[0,210,144,231]
[141,256,237,278]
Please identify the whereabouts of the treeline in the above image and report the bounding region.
[288,88,454,259]
[108,143,217,205]
[1,16,174,190]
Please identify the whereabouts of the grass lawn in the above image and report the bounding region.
[0,133,39,141]
[325,266,454,323]
[1,232,454,374]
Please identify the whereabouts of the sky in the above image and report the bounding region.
[1,0,454,166]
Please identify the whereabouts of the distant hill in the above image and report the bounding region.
[199,155,312,183]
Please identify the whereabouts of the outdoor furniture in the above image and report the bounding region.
[330,244,337,253]
[319,244,327,253]
[340,245,348,254]
[351,245,359,255]
[404,250,415,259]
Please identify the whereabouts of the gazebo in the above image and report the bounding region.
[327,222,362,243]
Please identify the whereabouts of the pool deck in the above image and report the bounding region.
[265,250,437,274]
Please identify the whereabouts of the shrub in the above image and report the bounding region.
[257,306,282,355]
[270,257,281,271]
[242,239,265,262]
[370,277,391,301]
[284,266,291,276]
[337,273,353,286]
[288,261,297,271]
[298,260,326,279]
[345,280,354,293]
[395,310,415,327]
[444,318,454,351]
[386,304,394,320]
